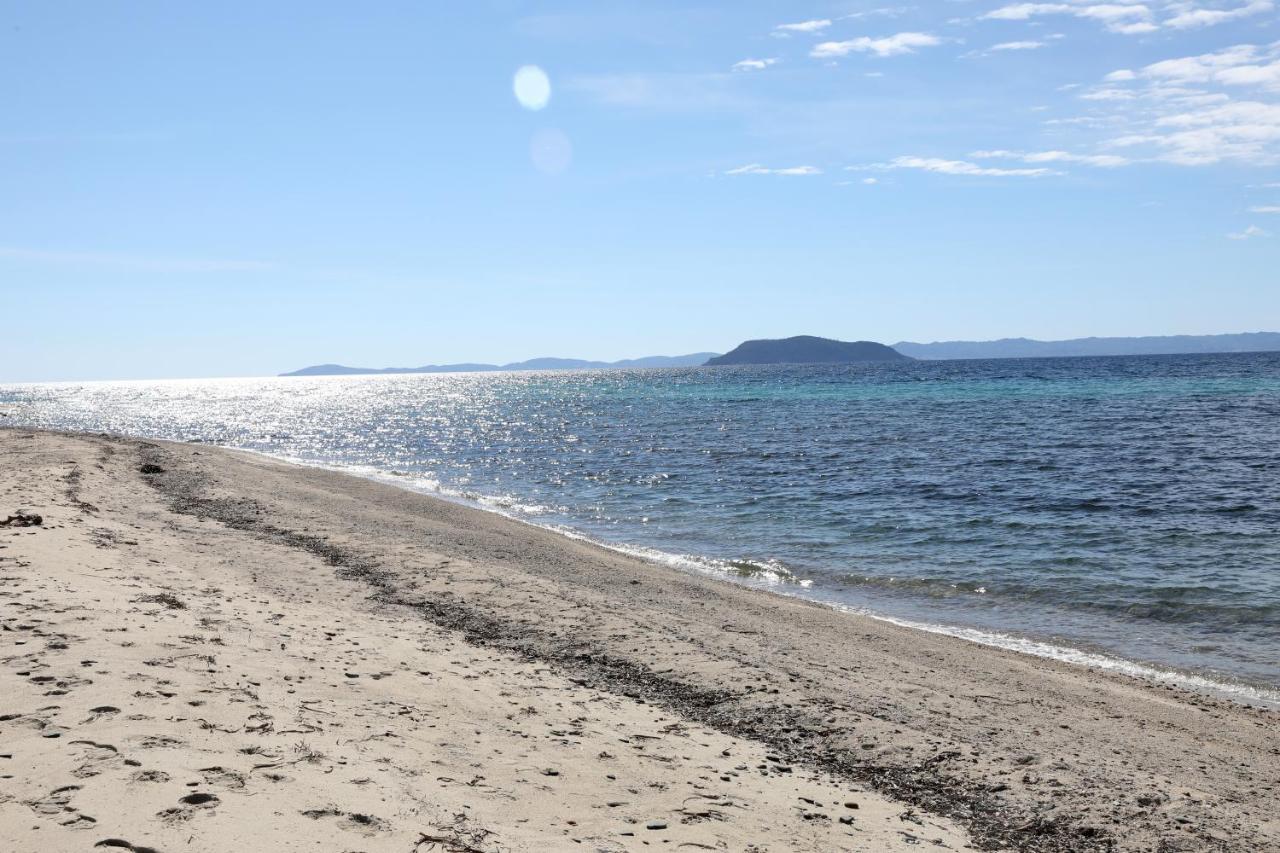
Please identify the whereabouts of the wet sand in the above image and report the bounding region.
[1,428,1276,852]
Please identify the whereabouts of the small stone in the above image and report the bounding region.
[646,821,667,830]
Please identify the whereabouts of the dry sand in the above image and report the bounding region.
[0,428,1275,852]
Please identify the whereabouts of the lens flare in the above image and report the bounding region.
[513,65,550,111]
[530,128,572,174]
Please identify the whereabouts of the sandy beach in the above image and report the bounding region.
[1,428,1276,852]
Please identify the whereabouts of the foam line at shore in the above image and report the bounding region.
[233,447,1280,710]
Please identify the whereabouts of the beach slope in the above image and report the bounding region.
[1,429,1275,852]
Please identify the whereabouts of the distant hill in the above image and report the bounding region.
[705,336,911,366]
[281,353,720,377]
[893,332,1280,360]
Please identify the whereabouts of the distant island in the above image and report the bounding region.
[281,352,720,377]
[894,332,1280,360]
[284,331,1280,376]
[705,336,910,366]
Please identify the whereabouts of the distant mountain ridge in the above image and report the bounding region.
[284,332,1280,376]
[893,332,1280,360]
[281,353,720,377]
[705,336,910,366]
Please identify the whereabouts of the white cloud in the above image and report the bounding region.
[1140,100,1280,164]
[1227,224,1269,238]
[991,40,1048,50]
[1105,69,1137,81]
[981,0,1272,32]
[1165,0,1273,29]
[981,3,1156,34]
[1249,205,1280,212]
[863,177,880,184]
[774,19,831,36]
[725,163,822,176]
[1081,88,1139,100]
[844,7,909,19]
[863,155,1057,176]
[972,148,1132,166]
[812,32,942,58]
[732,58,778,72]
[1136,45,1280,90]
[1111,20,1161,34]
[1145,44,1259,79]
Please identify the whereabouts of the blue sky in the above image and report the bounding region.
[3,1,1278,381]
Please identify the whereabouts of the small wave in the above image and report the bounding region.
[831,605,1280,710]
[218,446,1280,710]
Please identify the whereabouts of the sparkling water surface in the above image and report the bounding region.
[5,353,1279,699]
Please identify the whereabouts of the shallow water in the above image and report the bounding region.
[5,352,1279,698]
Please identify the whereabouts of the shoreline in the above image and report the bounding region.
[236,446,1280,711]
[3,427,1277,851]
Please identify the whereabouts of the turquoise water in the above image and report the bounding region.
[5,352,1279,700]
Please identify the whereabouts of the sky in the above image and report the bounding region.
[2,1,1279,381]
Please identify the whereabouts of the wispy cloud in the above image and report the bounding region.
[1080,88,1140,101]
[773,19,832,36]
[964,39,1050,58]
[725,164,822,176]
[812,32,942,59]
[1249,205,1280,212]
[1133,44,1280,91]
[1107,100,1280,165]
[1165,0,1274,29]
[0,246,275,273]
[980,0,1273,34]
[732,58,778,72]
[981,3,1157,35]
[972,148,1131,166]
[857,156,1058,176]
[1047,42,1280,167]
[992,40,1048,51]
[1227,224,1269,239]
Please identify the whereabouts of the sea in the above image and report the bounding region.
[4,352,1278,706]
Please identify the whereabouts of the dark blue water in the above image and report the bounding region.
[5,352,1279,701]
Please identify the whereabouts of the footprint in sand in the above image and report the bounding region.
[69,740,121,778]
[95,841,162,853]
[301,807,391,837]
[156,792,219,824]
[26,783,96,828]
[198,765,247,789]
[1,705,64,736]
[81,705,121,724]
